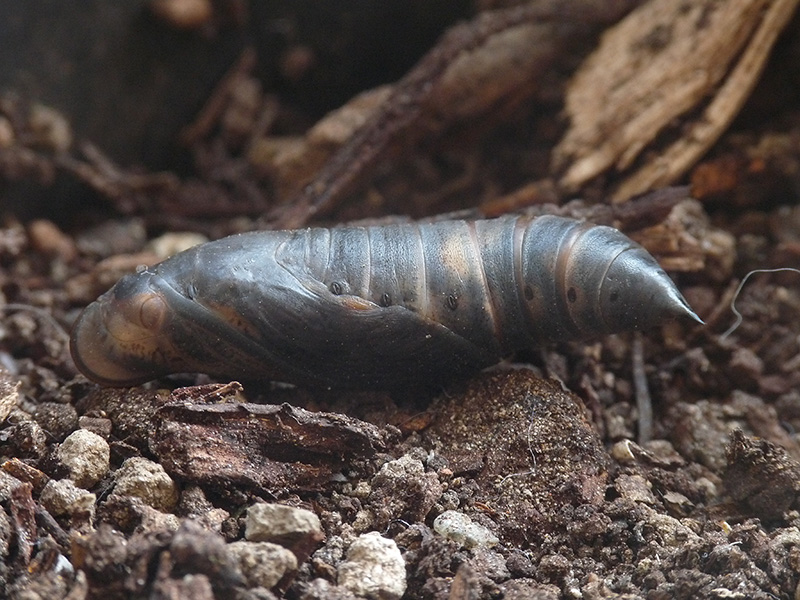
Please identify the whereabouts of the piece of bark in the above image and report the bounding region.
[10,483,37,567]
[554,0,800,202]
[2,458,49,494]
[150,400,393,493]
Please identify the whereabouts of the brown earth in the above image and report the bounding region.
[1,2,800,599]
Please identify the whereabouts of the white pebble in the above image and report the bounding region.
[57,429,110,488]
[433,510,499,549]
[337,532,406,600]
[40,479,95,517]
[147,232,208,260]
[112,457,179,512]
[0,471,22,503]
[227,541,297,590]
[245,503,322,544]
[0,376,19,423]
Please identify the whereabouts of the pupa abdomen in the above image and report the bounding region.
[70,215,701,388]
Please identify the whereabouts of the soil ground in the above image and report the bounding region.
[1,2,800,599]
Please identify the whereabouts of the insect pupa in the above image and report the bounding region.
[70,215,702,389]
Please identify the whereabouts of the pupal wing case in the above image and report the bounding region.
[70,215,701,388]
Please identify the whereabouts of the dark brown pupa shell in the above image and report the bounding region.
[70,215,701,389]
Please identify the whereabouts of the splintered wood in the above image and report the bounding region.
[271,1,640,227]
[554,0,799,202]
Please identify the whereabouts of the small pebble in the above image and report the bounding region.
[137,505,181,533]
[337,532,406,600]
[40,479,96,518]
[0,373,19,423]
[468,547,510,582]
[729,347,764,386]
[643,508,701,547]
[245,503,324,557]
[150,0,213,29]
[27,220,78,262]
[615,474,657,505]
[662,491,695,516]
[227,541,297,590]
[99,493,179,533]
[57,429,110,489]
[0,510,11,559]
[29,104,72,152]
[10,420,48,459]
[75,219,147,258]
[34,402,79,442]
[298,578,358,600]
[146,232,208,260]
[433,510,499,549]
[0,471,23,503]
[112,457,179,512]
[178,485,214,517]
[0,116,14,148]
[178,485,229,532]
[368,454,443,523]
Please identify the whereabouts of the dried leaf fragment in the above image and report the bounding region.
[555,0,800,202]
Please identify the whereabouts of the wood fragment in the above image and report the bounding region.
[248,86,392,203]
[273,1,641,227]
[2,457,49,494]
[150,400,393,492]
[478,179,560,217]
[554,0,800,202]
[10,483,36,567]
[448,563,482,600]
[60,141,270,222]
[179,47,258,146]
[35,506,72,551]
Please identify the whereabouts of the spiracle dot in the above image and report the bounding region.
[380,292,392,307]
[446,294,458,310]
[567,287,577,303]
[330,281,344,295]
[524,285,534,301]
